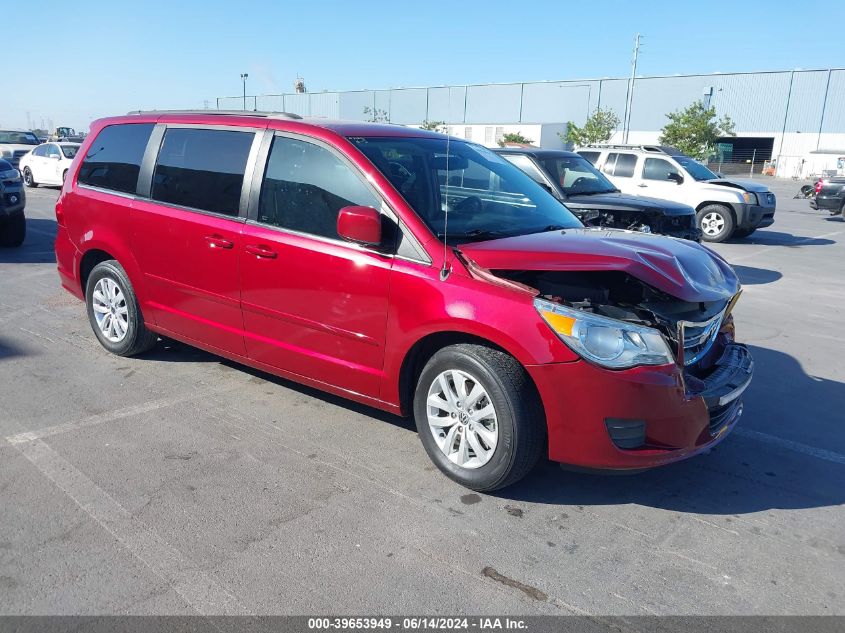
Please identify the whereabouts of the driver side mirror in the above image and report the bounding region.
[667,172,684,185]
[337,206,382,247]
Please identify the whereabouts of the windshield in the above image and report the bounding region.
[0,131,40,145]
[672,155,719,181]
[60,145,80,159]
[538,155,618,196]
[349,137,582,243]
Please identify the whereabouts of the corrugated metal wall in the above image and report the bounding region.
[216,69,845,134]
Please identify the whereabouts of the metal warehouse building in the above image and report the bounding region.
[217,68,845,179]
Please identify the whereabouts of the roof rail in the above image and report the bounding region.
[583,143,667,153]
[126,109,304,120]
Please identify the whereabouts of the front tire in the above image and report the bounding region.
[0,211,25,247]
[23,167,37,188]
[85,260,158,356]
[413,344,545,491]
[697,204,735,242]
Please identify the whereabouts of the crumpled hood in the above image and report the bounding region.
[706,178,771,194]
[564,192,695,216]
[458,228,739,303]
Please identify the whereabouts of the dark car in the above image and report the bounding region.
[0,158,26,247]
[810,177,845,216]
[496,148,701,240]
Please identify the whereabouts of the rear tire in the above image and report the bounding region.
[0,211,25,247]
[23,167,37,188]
[85,260,158,356]
[697,204,735,242]
[413,344,545,491]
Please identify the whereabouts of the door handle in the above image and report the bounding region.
[637,184,648,188]
[245,244,278,259]
[204,235,234,249]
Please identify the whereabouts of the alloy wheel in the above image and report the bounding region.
[701,211,725,237]
[426,369,499,469]
[91,277,129,343]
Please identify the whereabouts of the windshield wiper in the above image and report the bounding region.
[438,229,512,242]
[567,189,618,196]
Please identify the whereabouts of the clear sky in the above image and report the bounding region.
[3,0,843,131]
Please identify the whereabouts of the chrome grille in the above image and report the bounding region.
[675,311,724,366]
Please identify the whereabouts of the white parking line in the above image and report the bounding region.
[5,386,232,445]
[733,427,845,466]
[12,437,251,615]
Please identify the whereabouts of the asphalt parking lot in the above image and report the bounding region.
[1,179,843,616]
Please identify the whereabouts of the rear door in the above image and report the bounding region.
[239,132,394,398]
[131,124,262,356]
[600,152,638,194]
[29,144,49,182]
[45,144,64,184]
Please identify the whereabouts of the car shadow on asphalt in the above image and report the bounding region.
[733,230,835,247]
[495,344,845,514]
[0,336,31,361]
[145,337,845,515]
[730,265,782,285]
[138,339,417,431]
[0,218,57,264]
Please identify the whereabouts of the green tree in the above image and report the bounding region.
[420,120,448,133]
[497,132,533,147]
[363,106,389,123]
[561,108,619,147]
[659,100,735,160]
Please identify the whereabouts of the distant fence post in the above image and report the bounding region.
[750,148,756,178]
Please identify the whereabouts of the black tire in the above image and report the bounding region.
[0,211,25,248]
[62,169,68,184]
[697,204,735,243]
[23,167,37,188]
[413,344,545,491]
[732,227,756,239]
[85,260,158,356]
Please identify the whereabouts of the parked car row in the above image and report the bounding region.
[0,127,87,247]
[574,144,777,242]
[54,111,753,490]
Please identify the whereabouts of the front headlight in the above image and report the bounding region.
[535,298,674,369]
[0,168,20,181]
[741,191,758,204]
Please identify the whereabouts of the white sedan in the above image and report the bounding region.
[19,142,80,187]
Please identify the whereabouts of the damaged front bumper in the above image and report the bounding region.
[527,342,753,470]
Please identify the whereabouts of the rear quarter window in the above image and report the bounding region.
[78,124,154,194]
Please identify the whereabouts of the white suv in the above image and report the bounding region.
[578,145,776,242]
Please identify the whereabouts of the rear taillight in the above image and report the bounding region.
[55,197,65,226]
[815,180,825,194]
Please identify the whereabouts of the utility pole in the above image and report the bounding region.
[622,33,642,144]
[240,73,249,110]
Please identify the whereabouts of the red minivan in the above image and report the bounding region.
[55,111,753,491]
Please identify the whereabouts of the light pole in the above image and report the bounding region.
[240,73,249,110]
[622,33,642,144]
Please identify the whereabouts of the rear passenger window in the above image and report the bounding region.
[151,128,254,216]
[605,152,637,178]
[258,136,379,240]
[78,123,154,194]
